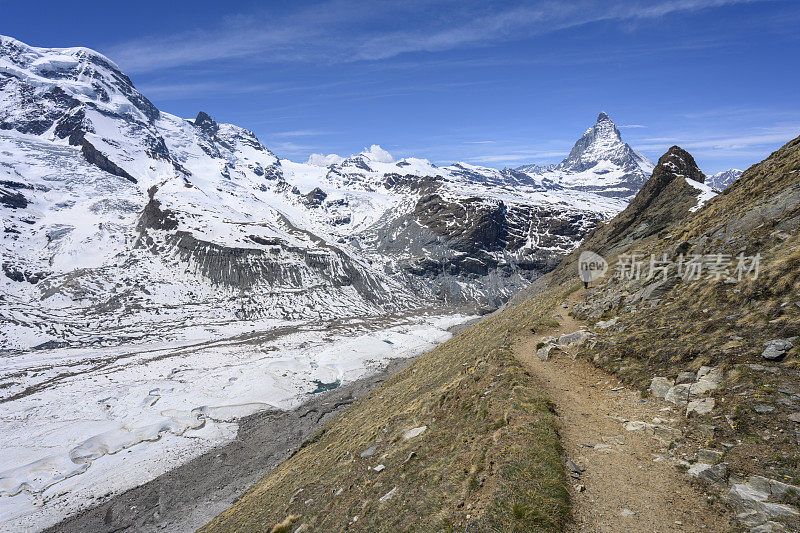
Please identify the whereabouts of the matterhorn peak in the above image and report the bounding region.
[597,111,612,123]
[559,112,628,172]
[512,112,656,198]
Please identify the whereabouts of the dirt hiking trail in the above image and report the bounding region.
[513,290,735,532]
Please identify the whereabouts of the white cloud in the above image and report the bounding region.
[101,0,774,73]
[635,125,800,152]
[466,150,568,163]
[273,130,338,137]
[137,81,281,99]
[361,144,394,163]
[307,153,345,166]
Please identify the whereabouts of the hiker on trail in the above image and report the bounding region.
[580,268,592,290]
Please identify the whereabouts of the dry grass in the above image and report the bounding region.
[566,142,800,498]
[200,284,576,533]
[200,136,800,531]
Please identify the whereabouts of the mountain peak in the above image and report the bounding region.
[553,113,654,197]
[194,111,218,135]
[561,114,625,173]
[707,168,743,189]
[656,145,706,184]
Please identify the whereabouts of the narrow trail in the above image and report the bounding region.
[513,290,733,532]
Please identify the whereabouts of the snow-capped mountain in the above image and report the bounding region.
[517,112,655,198]
[706,168,742,190]
[1,35,632,350]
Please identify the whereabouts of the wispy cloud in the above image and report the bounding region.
[270,130,339,137]
[137,81,282,99]
[620,124,647,129]
[103,0,773,73]
[465,150,568,163]
[635,125,800,152]
[628,123,800,172]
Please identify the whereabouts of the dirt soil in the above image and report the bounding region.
[513,290,736,532]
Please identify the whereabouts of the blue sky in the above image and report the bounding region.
[3,0,800,173]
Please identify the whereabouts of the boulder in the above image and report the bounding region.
[676,371,696,384]
[697,366,715,379]
[652,425,682,443]
[697,449,724,464]
[360,446,377,458]
[690,366,723,395]
[727,478,800,527]
[379,487,397,502]
[758,502,800,520]
[690,379,720,396]
[624,420,651,432]
[686,397,715,417]
[762,339,793,360]
[749,521,786,532]
[402,426,427,440]
[595,318,618,329]
[748,476,800,500]
[556,330,593,347]
[729,483,769,504]
[537,344,558,361]
[688,462,728,486]
[664,384,691,405]
[649,377,673,399]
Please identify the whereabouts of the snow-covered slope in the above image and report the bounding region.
[517,112,655,198]
[707,168,742,190]
[0,35,631,351]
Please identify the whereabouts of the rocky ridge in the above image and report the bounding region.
[556,134,800,531]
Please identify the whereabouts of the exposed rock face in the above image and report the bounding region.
[303,187,328,208]
[593,145,707,246]
[0,180,29,209]
[649,377,673,399]
[359,187,605,309]
[194,111,219,136]
[562,113,649,175]
[79,137,137,183]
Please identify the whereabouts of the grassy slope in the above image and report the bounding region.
[201,283,578,533]
[567,136,800,509]
[202,135,800,531]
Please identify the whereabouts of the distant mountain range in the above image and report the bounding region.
[707,168,743,189]
[0,35,723,350]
